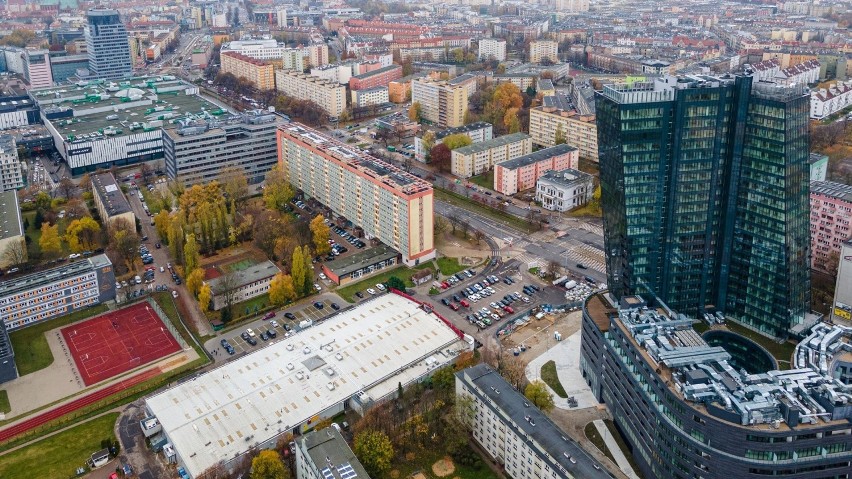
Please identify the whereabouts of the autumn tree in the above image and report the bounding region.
[198,283,212,313]
[431,366,455,392]
[504,107,521,133]
[250,450,288,479]
[167,213,186,265]
[56,177,76,199]
[430,143,452,173]
[65,217,102,252]
[219,165,249,209]
[263,166,294,212]
[187,268,206,297]
[442,133,473,150]
[39,223,62,260]
[78,173,92,193]
[290,246,309,296]
[106,218,140,273]
[354,430,394,477]
[525,380,555,412]
[269,273,296,306]
[408,101,422,123]
[183,233,200,273]
[419,130,436,161]
[64,198,89,219]
[309,215,331,256]
[554,123,566,145]
[253,210,288,259]
[154,210,171,241]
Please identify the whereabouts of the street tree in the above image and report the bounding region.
[57,177,75,198]
[420,130,436,161]
[107,218,140,273]
[524,380,555,412]
[65,216,102,252]
[187,268,206,297]
[430,143,452,173]
[218,270,239,318]
[263,166,294,212]
[408,101,422,123]
[269,273,296,306]
[353,430,394,477]
[183,233,200,273]
[472,229,486,245]
[250,450,288,479]
[309,215,331,256]
[139,162,153,182]
[198,283,212,313]
[290,246,309,296]
[39,223,62,260]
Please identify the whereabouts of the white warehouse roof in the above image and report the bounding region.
[145,293,466,477]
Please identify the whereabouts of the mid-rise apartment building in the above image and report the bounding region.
[456,364,608,479]
[810,181,852,274]
[478,38,506,61]
[310,63,352,84]
[529,40,558,63]
[164,110,285,187]
[349,64,402,91]
[414,122,493,162]
[295,428,370,479]
[0,134,22,192]
[278,123,435,265]
[220,39,286,61]
[535,168,594,212]
[220,52,275,90]
[529,95,598,161]
[810,153,828,182]
[451,133,532,178]
[831,240,852,322]
[810,81,852,119]
[351,86,389,108]
[0,191,25,270]
[491,73,537,91]
[388,79,411,103]
[85,9,132,80]
[206,260,280,310]
[275,70,347,119]
[91,172,136,229]
[22,50,53,89]
[493,144,578,195]
[411,78,468,128]
[0,254,116,330]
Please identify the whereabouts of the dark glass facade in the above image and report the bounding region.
[597,75,810,338]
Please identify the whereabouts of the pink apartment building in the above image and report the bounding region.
[811,181,852,273]
[494,144,579,195]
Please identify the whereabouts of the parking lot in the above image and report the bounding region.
[210,295,348,357]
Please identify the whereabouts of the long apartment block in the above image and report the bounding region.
[274,70,347,119]
[278,123,434,265]
[529,94,598,161]
[0,254,116,330]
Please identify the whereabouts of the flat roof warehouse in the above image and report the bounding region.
[145,293,468,478]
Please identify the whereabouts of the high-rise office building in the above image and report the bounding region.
[597,74,811,338]
[85,9,132,80]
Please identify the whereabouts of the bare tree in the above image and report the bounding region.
[139,162,153,183]
[546,259,561,279]
[472,229,485,245]
[64,197,89,219]
[2,238,27,268]
[447,213,460,234]
[459,219,470,239]
[219,270,240,314]
[56,177,75,198]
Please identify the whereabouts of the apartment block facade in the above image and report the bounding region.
[220,52,275,90]
[529,96,598,161]
[22,49,53,89]
[451,133,532,178]
[275,70,347,119]
[411,78,468,127]
[0,254,116,330]
[0,134,22,192]
[349,64,402,90]
[810,181,852,274]
[529,40,558,63]
[220,39,287,61]
[535,168,595,212]
[478,38,506,61]
[597,75,811,337]
[163,111,286,187]
[810,81,852,119]
[278,123,435,264]
[494,144,578,195]
[351,86,389,108]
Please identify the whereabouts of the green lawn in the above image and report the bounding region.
[386,446,499,479]
[602,419,644,477]
[436,257,467,276]
[435,188,535,233]
[336,265,422,303]
[724,321,796,369]
[0,390,10,414]
[468,170,494,190]
[0,413,119,479]
[584,422,616,465]
[540,360,568,398]
[10,304,110,376]
[204,292,274,323]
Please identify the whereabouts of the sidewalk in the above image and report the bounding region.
[592,420,640,479]
[524,330,598,410]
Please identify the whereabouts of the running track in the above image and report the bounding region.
[0,368,161,444]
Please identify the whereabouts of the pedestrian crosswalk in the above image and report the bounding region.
[564,243,606,273]
[579,223,604,237]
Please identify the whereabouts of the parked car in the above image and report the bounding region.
[263,312,276,320]
[284,312,296,320]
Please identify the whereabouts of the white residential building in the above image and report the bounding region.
[0,135,22,192]
[351,86,389,108]
[296,428,370,479]
[529,40,558,64]
[310,63,353,84]
[275,70,347,119]
[220,39,288,61]
[451,133,532,178]
[456,364,608,479]
[478,38,506,61]
[535,168,595,212]
[775,59,820,85]
[810,81,852,119]
[206,260,280,310]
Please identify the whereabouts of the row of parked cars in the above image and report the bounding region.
[330,224,366,249]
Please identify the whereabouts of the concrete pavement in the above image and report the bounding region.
[525,330,598,410]
[593,420,641,479]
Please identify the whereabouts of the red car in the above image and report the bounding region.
[503,306,514,314]
[263,312,276,320]
[449,303,460,311]
[441,281,450,289]
[460,299,470,308]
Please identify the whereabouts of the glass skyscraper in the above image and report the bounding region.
[85,9,132,80]
[597,74,810,338]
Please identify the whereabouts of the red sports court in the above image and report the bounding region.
[61,302,181,386]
